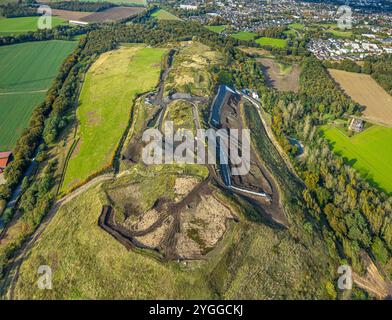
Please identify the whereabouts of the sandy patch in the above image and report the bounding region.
[174,177,199,201]
[177,193,234,257]
[0,173,6,185]
[124,208,160,231]
[134,216,173,248]
[175,233,202,258]
[258,58,300,92]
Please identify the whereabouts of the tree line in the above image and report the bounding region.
[0,24,93,46]
[49,1,116,13]
[264,57,391,278]
[0,3,39,18]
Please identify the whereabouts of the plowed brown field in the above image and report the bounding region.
[329,69,392,126]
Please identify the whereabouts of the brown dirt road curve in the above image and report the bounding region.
[1,173,114,300]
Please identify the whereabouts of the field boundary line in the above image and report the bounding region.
[0,89,47,96]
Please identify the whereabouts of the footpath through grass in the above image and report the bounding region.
[61,45,166,192]
[321,124,392,193]
[0,40,77,151]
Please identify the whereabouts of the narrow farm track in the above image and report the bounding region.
[1,173,114,300]
[0,89,47,96]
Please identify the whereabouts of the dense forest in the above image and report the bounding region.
[263,58,392,278]
[364,54,392,95]
[49,1,116,13]
[0,24,93,46]
[0,3,39,18]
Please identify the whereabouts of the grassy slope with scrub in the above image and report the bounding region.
[61,46,166,191]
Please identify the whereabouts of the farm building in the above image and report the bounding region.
[349,118,364,132]
[69,20,89,26]
[0,151,12,173]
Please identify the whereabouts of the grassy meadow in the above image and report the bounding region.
[12,169,334,299]
[256,37,287,48]
[321,124,392,193]
[0,16,65,35]
[0,40,77,151]
[205,25,227,33]
[151,8,181,21]
[231,31,258,41]
[289,23,305,31]
[61,45,166,192]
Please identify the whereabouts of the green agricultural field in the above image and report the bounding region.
[231,31,258,41]
[205,25,227,33]
[61,45,166,192]
[256,37,287,48]
[321,124,392,193]
[0,16,66,35]
[0,40,77,151]
[151,8,181,21]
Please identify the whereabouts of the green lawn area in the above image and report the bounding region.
[256,37,287,48]
[284,29,297,37]
[0,16,66,35]
[289,23,305,31]
[326,29,353,38]
[151,8,181,21]
[205,25,227,33]
[0,40,77,151]
[321,124,392,193]
[310,22,353,38]
[61,45,166,192]
[231,31,258,41]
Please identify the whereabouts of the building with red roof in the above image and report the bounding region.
[0,151,12,173]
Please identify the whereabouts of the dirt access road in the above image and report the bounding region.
[1,173,114,300]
